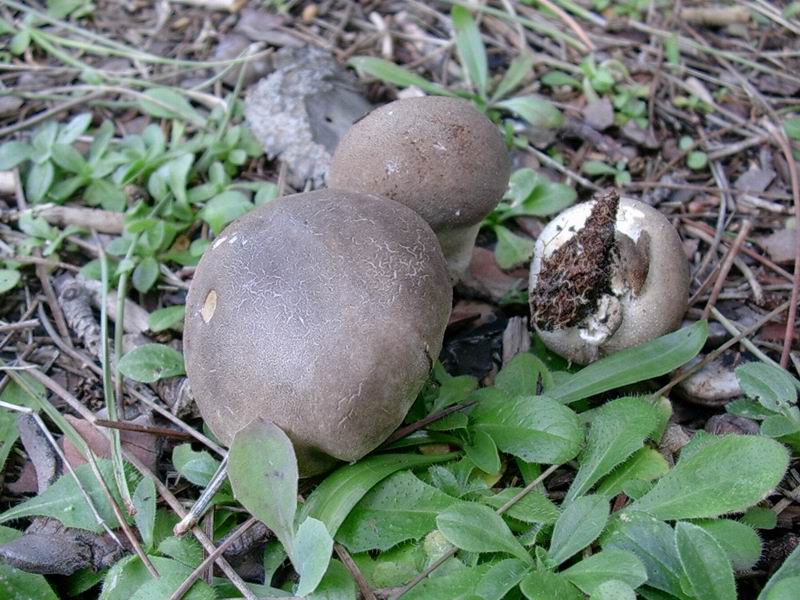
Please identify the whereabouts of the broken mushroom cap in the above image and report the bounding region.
[328,96,512,282]
[184,189,452,476]
[529,191,689,365]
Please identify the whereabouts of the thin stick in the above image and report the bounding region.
[382,401,476,447]
[335,543,377,600]
[174,455,230,537]
[709,307,786,370]
[168,517,258,600]
[95,418,194,440]
[0,319,39,333]
[701,220,752,321]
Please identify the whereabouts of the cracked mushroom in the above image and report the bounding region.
[328,96,512,283]
[529,190,689,365]
[184,189,452,476]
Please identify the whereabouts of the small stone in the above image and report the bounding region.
[676,354,741,407]
[760,228,796,264]
[621,120,659,148]
[706,413,760,435]
[582,98,614,131]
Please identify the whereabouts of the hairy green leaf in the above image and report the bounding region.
[495,352,553,396]
[481,487,559,525]
[496,96,564,129]
[695,519,762,572]
[118,344,185,383]
[736,362,798,413]
[758,543,800,599]
[549,495,609,566]
[590,580,637,600]
[294,517,334,597]
[132,477,156,551]
[475,559,529,600]
[562,549,647,595]
[437,502,532,563]
[138,88,205,126]
[172,444,220,487]
[675,522,736,600]
[148,305,185,333]
[596,448,669,498]
[520,571,582,600]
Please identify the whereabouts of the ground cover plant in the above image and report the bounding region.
[0,1,799,599]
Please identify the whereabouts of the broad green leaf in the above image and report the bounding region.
[496,96,564,129]
[759,544,800,599]
[736,362,798,413]
[481,488,559,525]
[158,535,202,568]
[549,321,709,404]
[523,178,576,217]
[583,160,618,176]
[404,564,493,600]
[451,4,488,96]
[475,559,529,600]
[0,269,20,295]
[675,522,736,600]
[51,143,87,174]
[148,305,185,332]
[166,153,194,206]
[464,429,500,474]
[590,580,637,600]
[761,414,800,438]
[436,502,532,563]
[602,512,687,598]
[0,525,57,600]
[85,178,126,212]
[630,435,789,520]
[495,352,553,396]
[0,377,45,470]
[562,549,647,595]
[132,477,156,551]
[307,560,356,600]
[493,225,535,269]
[229,419,298,553]
[57,113,92,144]
[351,543,424,589]
[294,517,334,597]
[111,555,214,600]
[200,190,253,235]
[520,571,582,600]
[541,71,581,88]
[172,444,220,487]
[596,447,669,498]
[118,343,185,383]
[26,160,54,203]
[470,390,583,464]
[0,141,32,170]
[566,397,658,502]
[549,495,609,566]
[138,88,205,126]
[348,56,455,97]
[336,470,459,552]
[431,362,478,411]
[785,117,800,141]
[132,256,159,293]
[741,506,777,530]
[300,452,458,536]
[763,577,800,600]
[695,519,762,572]
[492,53,534,101]
[0,460,126,533]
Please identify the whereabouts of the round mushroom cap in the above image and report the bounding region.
[184,189,452,476]
[530,197,689,364]
[328,96,511,232]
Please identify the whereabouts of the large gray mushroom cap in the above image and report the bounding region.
[184,189,452,476]
[328,96,511,282]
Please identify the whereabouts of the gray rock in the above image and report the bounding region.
[676,354,741,407]
[245,46,372,188]
[582,98,614,131]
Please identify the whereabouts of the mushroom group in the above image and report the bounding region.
[184,97,511,475]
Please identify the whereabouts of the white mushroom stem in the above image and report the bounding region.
[437,223,481,284]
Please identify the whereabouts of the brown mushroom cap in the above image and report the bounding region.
[328,96,511,232]
[529,196,689,364]
[184,189,452,476]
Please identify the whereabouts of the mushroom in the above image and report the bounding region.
[528,189,689,364]
[328,96,512,283]
[184,189,452,476]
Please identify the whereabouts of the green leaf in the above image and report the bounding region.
[549,321,708,404]
[437,502,532,563]
[496,96,564,129]
[172,444,220,487]
[200,190,253,235]
[166,153,194,206]
[493,225,535,269]
[51,143,88,174]
[495,352,553,397]
[760,544,800,599]
[0,376,45,470]
[128,556,215,600]
[470,390,583,464]
[601,511,687,598]
[566,397,658,502]
[300,452,457,536]
[229,419,298,553]
[630,435,789,520]
[404,564,493,600]
[0,525,58,600]
[741,506,777,530]
[549,495,609,566]
[348,57,455,97]
[0,269,20,295]
[0,141,32,170]
[132,477,156,551]
[786,117,800,141]
[138,88,205,127]
[464,429,500,474]
[337,471,459,552]
[481,488,559,525]
[26,160,54,203]
[686,151,708,171]
[582,161,618,176]
[493,53,535,101]
[675,522,736,600]
[132,256,160,293]
[307,560,356,600]
[736,362,797,414]
[158,535,203,568]
[85,178,127,212]
[562,549,647,595]
[294,517,334,597]
[431,362,478,412]
[57,113,92,144]
[475,558,529,600]
[596,447,669,498]
[694,519,762,572]
[451,4,488,96]
[541,71,581,88]
[148,305,185,333]
[0,460,125,533]
[520,571,582,600]
[590,580,637,600]
[118,343,185,383]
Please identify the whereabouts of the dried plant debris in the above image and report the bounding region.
[530,189,619,331]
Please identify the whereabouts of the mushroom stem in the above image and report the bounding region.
[437,223,481,283]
